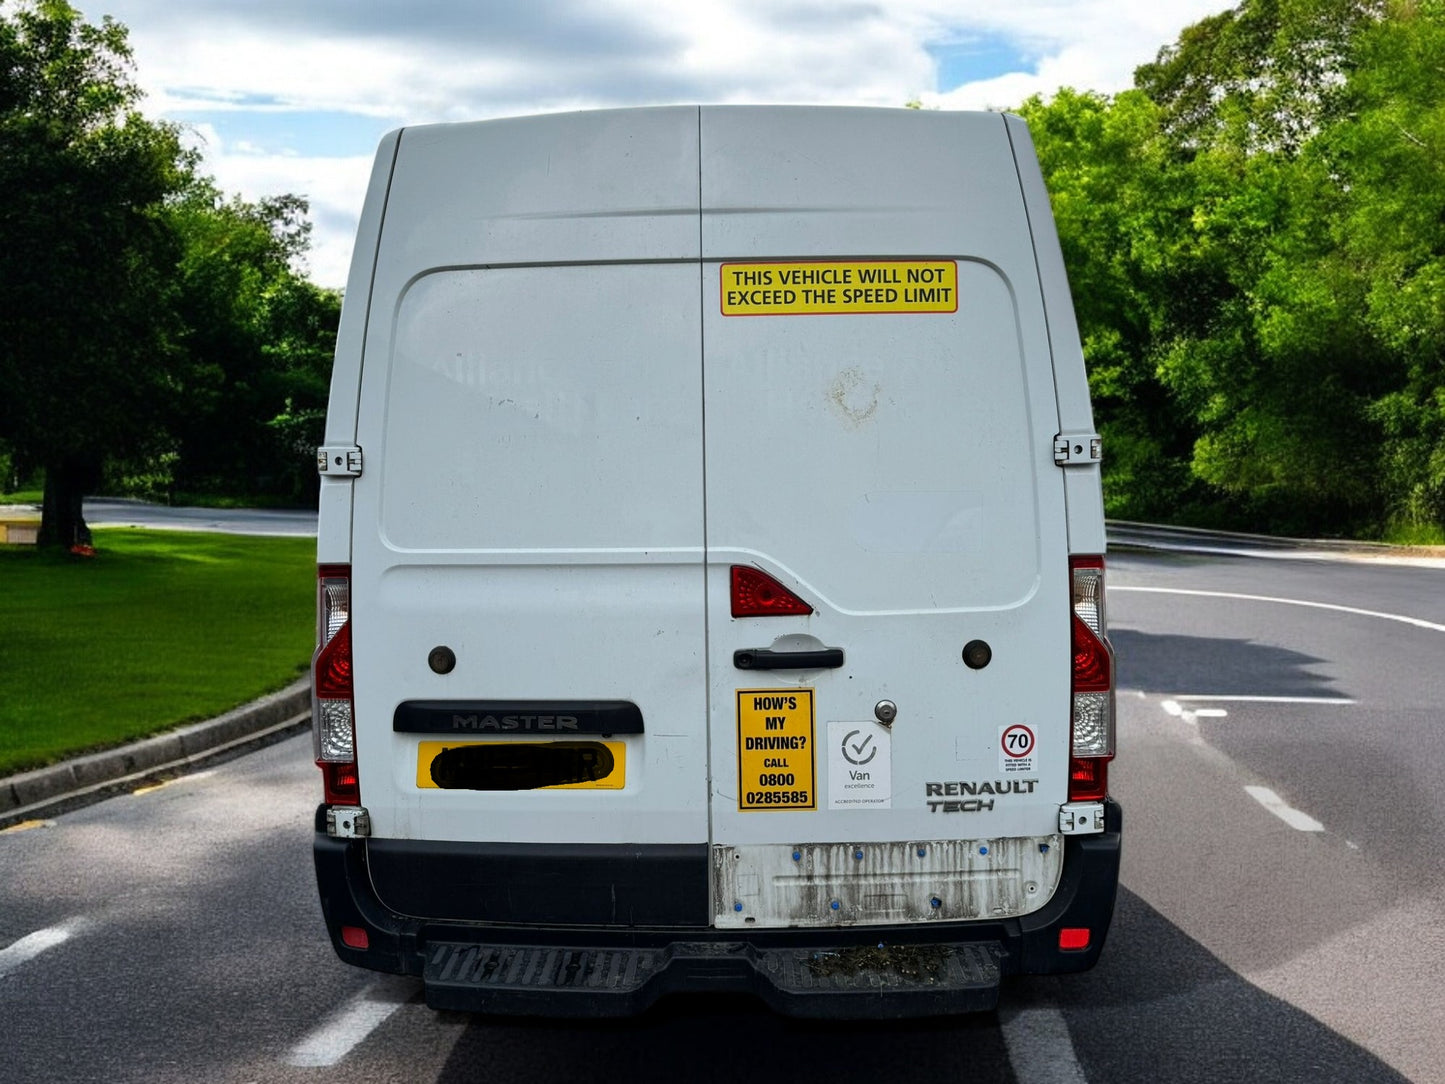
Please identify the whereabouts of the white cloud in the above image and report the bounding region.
[90,0,1231,287]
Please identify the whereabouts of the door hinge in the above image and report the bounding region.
[317,444,363,477]
[1058,802,1105,835]
[326,805,371,838]
[1054,433,1101,467]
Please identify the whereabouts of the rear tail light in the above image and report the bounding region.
[313,564,359,804]
[731,565,814,618]
[1069,555,1114,801]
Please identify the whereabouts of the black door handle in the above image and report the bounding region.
[734,647,844,670]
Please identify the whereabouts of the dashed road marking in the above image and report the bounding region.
[1245,785,1326,832]
[1162,695,1356,705]
[1162,700,1229,725]
[286,987,404,1067]
[0,919,90,979]
[1160,696,1353,724]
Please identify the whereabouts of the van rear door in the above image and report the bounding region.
[347,111,714,902]
[699,107,1072,928]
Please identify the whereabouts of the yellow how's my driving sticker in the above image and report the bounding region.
[737,689,816,810]
[721,261,957,316]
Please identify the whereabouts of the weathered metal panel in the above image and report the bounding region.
[712,836,1064,928]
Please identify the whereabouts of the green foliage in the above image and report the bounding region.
[164,183,340,505]
[0,0,192,544]
[1025,0,1445,538]
[0,2,340,541]
[0,528,314,774]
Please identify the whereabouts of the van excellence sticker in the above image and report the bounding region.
[721,261,958,316]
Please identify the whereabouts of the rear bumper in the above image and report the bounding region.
[312,799,1121,1018]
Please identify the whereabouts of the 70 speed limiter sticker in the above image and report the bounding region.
[999,723,1036,775]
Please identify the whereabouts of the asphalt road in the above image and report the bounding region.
[85,498,317,536]
[2,543,1441,1082]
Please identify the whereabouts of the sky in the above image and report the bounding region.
[87,0,1230,290]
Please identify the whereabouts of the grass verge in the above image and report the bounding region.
[0,528,314,776]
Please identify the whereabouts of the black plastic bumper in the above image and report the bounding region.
[312,799,1121,1018]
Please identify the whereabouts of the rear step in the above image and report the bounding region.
[423,940,1003,1018]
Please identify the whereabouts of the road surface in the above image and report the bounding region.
[2,541,1439,1081]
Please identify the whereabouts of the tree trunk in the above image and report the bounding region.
[38,457,99,553]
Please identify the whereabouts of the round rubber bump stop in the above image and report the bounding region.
[962,640,992,670]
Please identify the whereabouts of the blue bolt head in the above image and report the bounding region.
[979,846,989,856]
[854,849,864,861]
[734,902,743,912]
[792,850,802,862]
[830,900,841,911]
[917,847,927,858]
[930,896,942,909]
[1039,843,1050,854]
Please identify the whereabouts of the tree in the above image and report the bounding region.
[1135,0,1384,156]
[0,0,191,550]
[1025,0,1445,537]
[163,185,339,505]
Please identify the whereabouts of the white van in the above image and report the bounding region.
[311,106,1119,1018]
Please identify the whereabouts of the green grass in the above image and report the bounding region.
[0,529,315,776]
[1381,521,1445,547]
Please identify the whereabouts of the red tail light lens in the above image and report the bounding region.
[1068,755,1109,801]
[314,620,352,698]
[322,761,360,805]
[731,565,814,618]
[313,564,359,803]
[1069,556,1114,800]
[1072,614,1111,691]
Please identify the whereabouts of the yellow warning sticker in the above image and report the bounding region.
[721,261,958,316]
[737,689,816,810]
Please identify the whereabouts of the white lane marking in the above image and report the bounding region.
[1113,586,1445,634]
[1245,785,1325,832]
[286,988,404,1067]
[1000,1005,1089,1084]
[1160,700,1227,724]
[0,919,90,979]
[1161,695,1355,705]
[1159,695,1354,727]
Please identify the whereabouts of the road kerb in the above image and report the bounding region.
[0,679,310,829]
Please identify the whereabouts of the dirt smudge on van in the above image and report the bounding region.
[828,367,881,427]
[807,944,953,983]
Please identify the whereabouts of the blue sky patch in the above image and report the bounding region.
[173,108,394,158]
[927,32,1033,90]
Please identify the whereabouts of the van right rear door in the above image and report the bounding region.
[698,108,1073,929]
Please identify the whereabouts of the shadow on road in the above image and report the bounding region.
[1028,887,1407,1082]
[434,888,1403,1083]
[1110,628,1348,700]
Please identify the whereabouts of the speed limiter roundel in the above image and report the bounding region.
[999,723,1036,775]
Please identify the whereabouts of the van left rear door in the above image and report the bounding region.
[345,110,711,925]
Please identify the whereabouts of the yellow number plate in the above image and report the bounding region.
[416,741,626,790]
[737,689,816,810]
